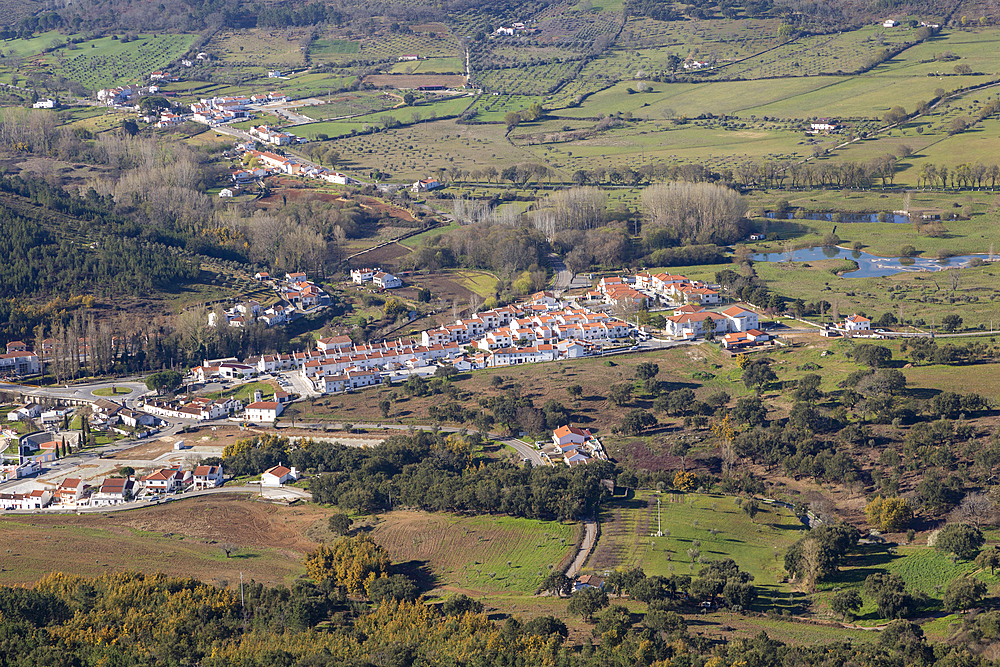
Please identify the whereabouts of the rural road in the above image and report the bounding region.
[549,253,573,290]
[565,520,598,578]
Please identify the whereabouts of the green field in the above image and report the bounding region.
[294,96,473,140]
[310,38,360,57]
[585,491,807,608]
[92,386,133,397]
[38,33,196,91]
[390,57,464,74]
[370,511,578,596]
[819,542,999,624]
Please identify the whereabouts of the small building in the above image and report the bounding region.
[882,19,898,27]
[219,188,235,197]
[574,574,604,591]
[32,99,56,109]
[261,464,298,486]
[254,272,270,281]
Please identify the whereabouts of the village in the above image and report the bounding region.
[0,264,889,514]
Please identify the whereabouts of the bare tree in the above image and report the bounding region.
[642,181,748,245]
[952,492,994,528]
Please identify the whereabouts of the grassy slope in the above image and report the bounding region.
[369,510,577,596]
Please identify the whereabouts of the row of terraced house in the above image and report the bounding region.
[297,293,635,394]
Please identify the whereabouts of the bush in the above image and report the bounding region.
[935,523,984,560]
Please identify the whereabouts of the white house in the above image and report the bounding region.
[261,464,298,486]
[219,188,235,197]
[92,478,135,505]
[844,314,871,331]
[0,351,42,375]
[882,19,898,27]
[373,272,402,289]
[722,306,760,332]
[411,178,441,193]
[351,268,376,284]
[7,403,41,422]
[192,464,224,489]
[141,468,189,494]
[32,99,56,109]
[553,425,592,447]
[244,401,284,423]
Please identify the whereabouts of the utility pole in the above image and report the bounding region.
[240,572,244,607]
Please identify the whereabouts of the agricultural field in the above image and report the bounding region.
[24,33,195,91]
[292,95,473,141]
[208,29,310,67]
[584,491,807,607]
[308,37,360,61]
[296,92,400,120]
[309,117,537,182]
[0,496,329,587]
[369,510,578,596]
[358,32,461,62]
[389,57,465,74]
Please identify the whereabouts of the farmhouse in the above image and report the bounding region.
[261,464,298,486]
[7,403,41,422]
[844,314,871,331]
[373,271,402,289]
[411,178,442,193]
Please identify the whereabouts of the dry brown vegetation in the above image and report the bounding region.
[0,496,332,587]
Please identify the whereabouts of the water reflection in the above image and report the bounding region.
[752,246,984,278]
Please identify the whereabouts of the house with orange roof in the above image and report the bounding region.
[844,314,871,331]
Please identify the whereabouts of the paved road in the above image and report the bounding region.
[549,253,573,291]
[0,379,149,405]
[566,520,598,578]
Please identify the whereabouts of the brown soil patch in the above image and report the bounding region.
[348,242,412,268]
[364,74,466,89]
[0,496,331,587]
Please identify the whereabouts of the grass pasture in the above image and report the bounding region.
[309,38,360,60]
[390,57,464,74]
[369,510,578,596]
[818,542,999,624]
[585,491,806,606]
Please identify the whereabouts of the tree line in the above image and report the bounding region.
[222,431,610,522]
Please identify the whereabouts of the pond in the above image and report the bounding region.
[752,246,987,278]
[765,211,911,224]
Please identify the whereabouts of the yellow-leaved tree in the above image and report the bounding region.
[864,495,913,532]
[305,534,391,595]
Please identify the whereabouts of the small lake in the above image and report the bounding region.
[753,246,986,278]
[766,211,911,224]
